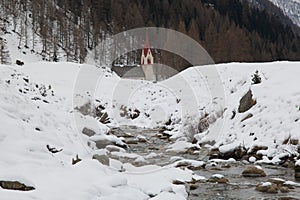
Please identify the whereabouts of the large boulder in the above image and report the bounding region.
[219,145,247,160]
[255,182,278,193]
[238,90,256,113]
[0,181,35,191]
[242,165,266,177]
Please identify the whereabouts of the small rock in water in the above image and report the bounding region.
[242,165,266,177]
[256,179,294,194]
[124,139,139,144]
[208,148,220,159]
[256,182,278,193]
[189,184,198,190]
[207,174,228,184]
[137,135,147,143]
[280,186,290,193]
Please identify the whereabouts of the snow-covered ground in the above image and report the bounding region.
[0,60,300,199]
[0,62,198,200]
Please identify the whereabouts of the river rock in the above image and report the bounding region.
[189,184,198,190]
[207,174,228,184]
[172,180,185,185]
[92,154,109,166]
[82,127,96,137]
[268,178,285,185]
[100,112,110,124]
[0,181,35,191]
[94,138,126,149]
[185,147,200,155]
[256,182,278,193]
[219,145,247,160]
[137,135,147,143]
[250,145,268,154]
[94,139,115,149]
[124,139,139,144]
[105,145,125,152]
[242,165,266,177]
[280,186,290,193]
[208,148,220,159]
[107,127,123,135]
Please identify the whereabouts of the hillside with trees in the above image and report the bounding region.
[0,0,299,69]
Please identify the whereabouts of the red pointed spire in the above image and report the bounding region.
[141,29,154,65]
[142,29,152,57]
[144,29,150,49]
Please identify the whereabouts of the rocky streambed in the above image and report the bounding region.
[91,126,300,200]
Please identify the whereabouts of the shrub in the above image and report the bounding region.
[251,70,262,85]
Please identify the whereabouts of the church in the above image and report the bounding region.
[140,31,155,81]
[112,31,156,81]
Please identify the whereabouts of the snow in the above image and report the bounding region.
[284,181,300,187]
[16,59,300,162]
[249,156,256,163]
[150,191,186,200]
[1,56,300,199]
[269,178,285,182]
[261,182,272,187]
[174,159,205,168]
[208,158,236,164]
[254,165,263,170]
[145,152,159,159]
[296,160,300,166]
[211,174,224,179]
[192,174,207,181]
[209,62,300,162]
[0,2,298,198]
[0,63,195,200]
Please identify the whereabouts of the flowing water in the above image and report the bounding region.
[107,126,300,200]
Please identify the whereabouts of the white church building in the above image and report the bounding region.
[112,30,156,81]
[141,31,155,81]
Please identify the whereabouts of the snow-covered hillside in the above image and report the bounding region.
[0,62,197,200]
[1,60,300,199]
[268,0,300,27]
